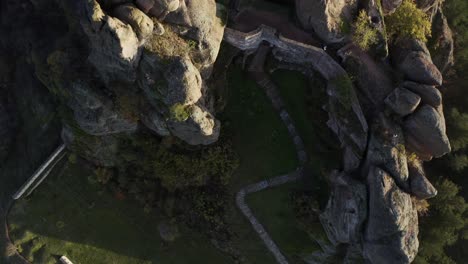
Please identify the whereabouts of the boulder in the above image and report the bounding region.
[363,166,419,264]
[382,0,402,15]
[163,0,192,26]
[167,104,220,145]
[183,0,225,77]
[404,104,451,160]
[408,159,437,199]
[385,87,421,116]
[112,3,154,41]
[399,51,443,86]
[392,38,443,86]
[82,0,141,83]
[429,8,454,73]
[402,81,442,107]
[147,0,180,19]
[365,114,409,189]
[164,56,202,106]
[320,171,367,245]
[295,0,358,43]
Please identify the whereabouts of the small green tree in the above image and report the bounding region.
[386,0,431,42]
[352,10,378,50]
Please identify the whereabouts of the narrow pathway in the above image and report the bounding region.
[235,45,308,264]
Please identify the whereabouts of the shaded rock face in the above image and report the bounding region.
[404,104,451,161]
[408,159,437,199]
[429,8,454,73]
[402,81,442,107]
[338,45,393,117]
[382,0,402,15]
[320,171,367,245]
[384,87,421,116]
[68,82,138,136]
[365,114,409,189]
[392,39,443,86]
[363,166,419,264]
[43,0,225,147]
[295,0,358,43]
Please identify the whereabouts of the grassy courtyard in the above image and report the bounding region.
[8,160,233,264]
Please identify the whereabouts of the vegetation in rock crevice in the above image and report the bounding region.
[385,0,432,42]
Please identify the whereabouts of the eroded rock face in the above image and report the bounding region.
[430,8,454,73]
[320,171,367,245]
[67,82,138,136]
[392,39,443,86]
[83,0,141,84]
[52,0,224,146]
[408,159,437,199]
[364,166,419,264]
[402,81,442,107]
[295,0,358,43]
[338,45,393,115]
[385,87,421,116]
[365,114,409,189]
[404,104,451,160]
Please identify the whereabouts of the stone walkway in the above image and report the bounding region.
[234,45,308,264]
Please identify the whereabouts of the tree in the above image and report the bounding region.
[352,10,378,50]
[385,0,431,42]
[415,179,468,264]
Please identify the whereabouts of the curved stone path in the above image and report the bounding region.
[234,45,308,264]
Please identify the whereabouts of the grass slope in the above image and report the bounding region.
[8,160,233,264]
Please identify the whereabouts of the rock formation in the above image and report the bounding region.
[295,0,358,43]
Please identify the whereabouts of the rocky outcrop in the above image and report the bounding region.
[392,39,443,86]
[49,0,225,146]
[339,44,394,116]
[320,171,367,245]
[68,81,138,136]
[384,87,421,116]
[363,166,419,264]
[408,159,437,199]
[404,104,451,160]
[295,0,358,43]
[402,81,442,107]
[365,114,409,189]
[429,8,454,73]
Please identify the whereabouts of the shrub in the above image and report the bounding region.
[386,0,431,42]
[352,10,379,50]
[169,103,191,122]
[95,167,113,184]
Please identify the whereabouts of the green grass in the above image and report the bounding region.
[272,70,341,171]
[221,67,298,190]
[221,66,298,263]
[247,182,327,263]
[8,161,234,264]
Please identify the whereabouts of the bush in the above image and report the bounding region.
[352,10,379,50]
[169,103,191,122]
[386,0,431,42]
